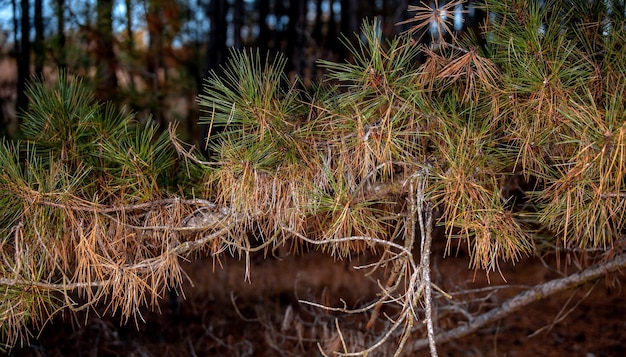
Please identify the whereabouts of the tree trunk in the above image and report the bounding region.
[56,0,66,70]
[311,0,324,42]
[206,0,228,73]
[257,0,270,55]
[146,0,165,126]
[34,0,45,78]
[286,0,306,78]
[327,0,339,57]
[340,0,359,37]
[232,0,243,49]
[125,0,134,51]
[95,0,118,103]
[382,0,409,37]
[16,0,31,116]
[124,0,136,91]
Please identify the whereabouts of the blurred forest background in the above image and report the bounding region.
[0,0,483,144]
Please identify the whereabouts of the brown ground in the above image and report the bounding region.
[9,242,626,357]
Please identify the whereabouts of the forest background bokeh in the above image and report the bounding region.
[0,0,484,144]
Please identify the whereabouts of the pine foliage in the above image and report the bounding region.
[1,0,626,353]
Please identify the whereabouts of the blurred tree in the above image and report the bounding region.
[206,0,227,73]
[381,0,409,36]
[34,0,44,77]
[55,0,66,69]
[95,0,118,102]
[16,0,30,115]
[339,0,359,58]
[123,0,136,91]
[1,0,456,140]
[257,0,270,55]
[146,0,166,125]
[232,0,244,49]
[285,0,306,77]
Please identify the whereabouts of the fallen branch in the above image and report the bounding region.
[406,253,626,353]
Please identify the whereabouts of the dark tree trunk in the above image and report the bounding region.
[16,0,30,116]
[206,0,228,73]
[146,0,165,126]
[95,0,118,103]
[124,0,136,91]
[274,0,285,53]
[34,0,44,78]
[312,0,324,42]
[56,0,66,70]
[340,0,359,37]
[4,0,19,136]
[286,0,306,78]
[125,0,134,53]
[232,0,244,49]
[327,0,339,57]
[382,0,409,37]
[11,0,19,56]
[257,0,270,54]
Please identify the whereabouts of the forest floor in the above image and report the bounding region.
[9,238,626,357]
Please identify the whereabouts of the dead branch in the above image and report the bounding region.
[36,196,219,214]
[406,253,626,353]
[415,172,437,357]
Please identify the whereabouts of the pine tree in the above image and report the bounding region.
[2,1,625,355]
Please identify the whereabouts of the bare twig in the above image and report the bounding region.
[415,170,438,357]
[406,253,626,353]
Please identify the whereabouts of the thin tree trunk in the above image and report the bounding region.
[206,0,227,73]
[56,0,66,70]
[200,0,229,156]
[340,0,359,36]
[382,0,409,37]
[11,0,19,56]
[16,0,30,116]
[311,0,324,42]
[95,0,118,103]
[147,0,165,126]
[232,0,243,49]
[34,0,44,78]
[124,0,136,90]
[286,0,306,78]
[258,0,270,55]
[3,0,19,136]
[125,0,134,50]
